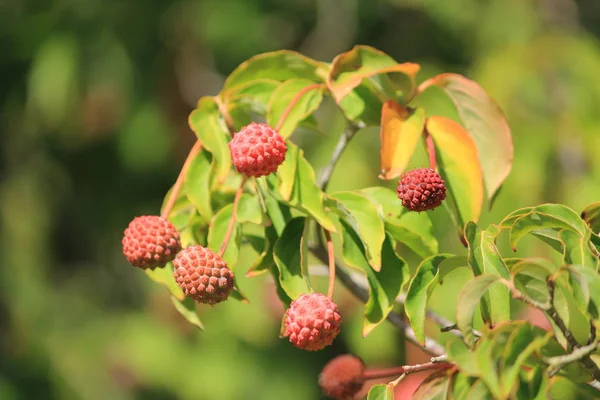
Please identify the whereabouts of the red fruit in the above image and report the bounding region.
[122,215,181,269]
[284,293,341,351]
[172,245,234,305]
[397,168,447,212]
[228,122,287,177]
[319,355,365,399]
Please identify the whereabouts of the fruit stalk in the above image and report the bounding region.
[324,229,336,299]
[162,140,203,219]
[218,178,247,257]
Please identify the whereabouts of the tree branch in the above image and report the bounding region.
[316,121,363,191]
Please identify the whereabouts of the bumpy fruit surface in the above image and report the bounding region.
[397,168,447,212]
[284,293,341,351]
[228,122,287,177]
[172,245,234,305]
[319,355,365,399]
[122,215,181,269]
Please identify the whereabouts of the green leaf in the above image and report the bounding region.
[223,50,327,91]
[225,78,279,116]
[367,384,394,400]
[456,274,504,347]
[256,178,291,235]
[558,229,598,269]
[207,204,240,268]
[465,380,493,399]
[474,338,501,397]
[171,296,204,331]
[426,116,484,225]
[337,84,384,125]
[236,193,264,225]
[185,149,213,222]
[464,222,510,326]
[499,324,551,398]
[379,102,426,180]
[500,204,590,251]
[188,97,231,183]
[274,141,299,201]
[362,186,439,258]
[272,217,312,299]
[516,368,549,400]
[510,258,556,304]
[145,263,185,301]
[327,45,419,105]
[561,265,600,320]
[450,373,478,400]
[418,73,513,202]
[446,338,479,376]
[272,143,336,232]
[245,227,276,277]
[339,220,408,336]
[412,374,450,400]
[405,254,457,345]
[582,202,600,234]
[266,79,324,138]
[329,191,386,271]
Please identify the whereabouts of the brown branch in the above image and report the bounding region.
[275,83,323,132]
[362,362,453,381]
[217,178,247,257]
[161,140,203,219]
[324,230,336,299]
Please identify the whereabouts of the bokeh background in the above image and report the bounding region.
[2,0,600,399]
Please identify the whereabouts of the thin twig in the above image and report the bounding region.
[316,122,362,191]
[214,96,236,135]
[275,83,323,132]
[324,230,336,299]
[218,178,247,257]
[161,140,203,219]
[362,361,453,381]
[546,279,600,380]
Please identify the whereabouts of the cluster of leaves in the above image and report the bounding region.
[146,45,600,398]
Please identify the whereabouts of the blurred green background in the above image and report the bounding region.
[2,0,600,399]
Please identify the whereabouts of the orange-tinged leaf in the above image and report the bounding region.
[426,116,484,225]
[419,73,513,202]
[327,45,420,104]
[379,100,425,180]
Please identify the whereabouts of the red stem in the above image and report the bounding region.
[161,140,203,219]
[275,83,323,132]
[362,362,453,381]
[424,129,437,170]
[218,178,247,257]
[325,230,336,299]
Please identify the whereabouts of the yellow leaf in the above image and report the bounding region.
[426,116,484,225]
[379,101,425,180]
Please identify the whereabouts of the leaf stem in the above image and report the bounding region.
[275,83,323,132]
[324,229,336,299]
[214,96,236,135]
[161,140,203,219]
[362,361,453,381]
[424,128,437,170]
[218,178,247,258]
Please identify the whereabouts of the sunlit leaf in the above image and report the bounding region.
[188,97,231,182]
[379,101,426,180]
[367,384,394,400]
[456,274,504,347]
[405,254,457,344]
[145,263,185,301]
[245,227,276,277]
[464,222,510,326]
[362,186,438,258]
[236,193,264,225]
[329,191,386,271]
[340,221,408,336]
[223,50,327,91]
[418,73,513,201]
[171,296,204,331]
[272,217,312,299]
[327,45,419,104]
[185,149,213,222]
[426,116,484,225]
[267,79,324,138]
